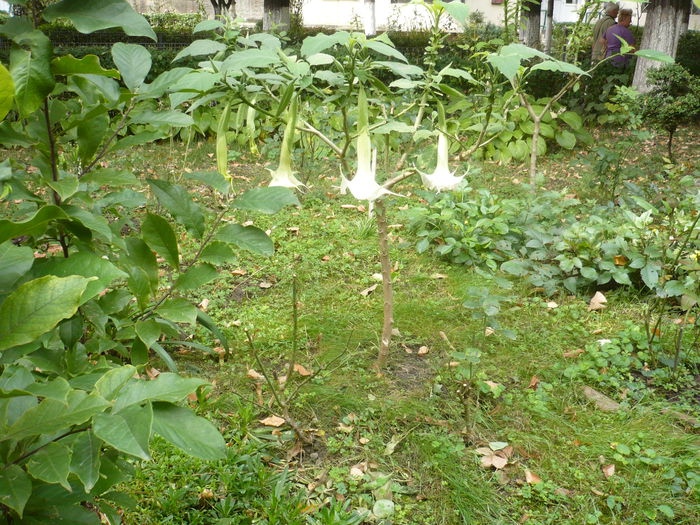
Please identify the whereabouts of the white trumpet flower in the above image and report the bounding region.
[268,96,304,189]
[416,131,465,192]
[340,86,399,203]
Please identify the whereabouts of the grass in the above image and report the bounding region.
[114,124,699,524]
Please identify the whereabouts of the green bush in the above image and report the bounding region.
[677,30,700,77]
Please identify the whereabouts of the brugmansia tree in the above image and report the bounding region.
[0,0,298,522]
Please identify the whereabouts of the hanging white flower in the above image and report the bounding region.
[416,131,465,192]
[268,96,304,189]
[340,86,399,203]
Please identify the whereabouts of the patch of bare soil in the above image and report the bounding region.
[387,343,434,390]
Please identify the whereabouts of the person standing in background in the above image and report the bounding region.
[604,9,636,67]
[592,2,620,62]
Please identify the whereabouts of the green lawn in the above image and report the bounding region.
[117,125,699,524]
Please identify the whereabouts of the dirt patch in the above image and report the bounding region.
[387,345,434,390]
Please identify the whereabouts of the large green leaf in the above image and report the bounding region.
[30,251,126,303]
[140,67,191,99]
[94,365,137,401]
[130,109,194,128]
[51,54,120,78]
[558,111,583,131]
[555,129,576,150]
[635,49,675,64]
[147,179,205,237]
[112,373,207,413]
[9,30,55,118]
[111,43,151,92]
[70,431,102,492]
[0,63,15,121]
[0,465,31,517]
[93,403,152,460]
[215,224,274,255]
[530,60,587,76]
[152,402,226,460]
[43,0,157,41]
[141,213,179,270]
[77,108,109,164]
[0,275,91,351]
[174,263,219,291]
[26,442,72,490]
[233,187,300,215]
[0,241,33,292]
[135,319,161,349]
[442,1,470,29]
[375,61,423,78]
[0,205,70,244]
[300,31,350,57]
[365,40,407,63]
[173,39,226,62]
[221,48,281,73]
[156,298,198,326]
[125,237,158,293]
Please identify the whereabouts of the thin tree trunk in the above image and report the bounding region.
[680,0,692,34]
[529,118,541,185]
[632,0,688,93]
[374,199,393,373]
[544,0,555,54]
[263,0,291,30]
[365,0,377,36]
[667,128,675,161]
[524,0,542,48]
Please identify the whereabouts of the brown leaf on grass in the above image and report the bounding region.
[430,273,448,280]
[287,441,304,461]
[293,363,312,376]
[591,487,605,496]
[484,326,496,337]
[260,415,286,427]
[417,346,429,355]
[613,255,628,266]
[287,227,300,236]
[359,437,370,445]
[527,376,540,390]
[198,298,209,311]
[546,301,559,309]
[360,284,378,296]
[602,464,615,477]
[484,380,502,392]
[582,386,620,412]
[525,470,542,484]
[555,487,574,497]
[563,348,585,358]
[146,367,161,380]
[231,269,247,276]
[349,467,364,479]
[588,291,607,311]
[357,205,367,213]
[247,369,264,381]
[340,204,357,209]
[337,423,353,433]
[259,281,273,289]
[213,346,225,356]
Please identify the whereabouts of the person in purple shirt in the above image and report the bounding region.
[603,9,636,67]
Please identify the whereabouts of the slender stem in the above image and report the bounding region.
[373,200,394,373]
[284,275,298,393]
[79,101,136,177]
[42,99,70,258]
[6,427,88,469]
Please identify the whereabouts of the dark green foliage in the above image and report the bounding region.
[641,64,700,159]
[677,30,700,77]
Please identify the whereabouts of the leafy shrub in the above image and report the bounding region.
[677,30,700,77]
[405,186,700,295]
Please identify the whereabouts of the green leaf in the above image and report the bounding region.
[641,264,659,289]
[152,402,226,460]
[0,205,69,244]
[442,1,470,29]
[43,0,157,41]
[221,48,280,73]
[365,40,407,63]
[530,60,587,76]
[112,373,207,413]
[95,365,137,401]
[300,31,349,57]
[375,61,423,78]
[558,111,583,131]
[580,267,598,280]
[147,179,205,237]
[30,251,126,304]
[501,260,528,277]
[0,275,91,351]
[193,19,224,33]
[555,130,576,150]
[81,168,139,187]
[200,241,235,265]
[0,63,15,121]
[306,53,334,66]
[70,431,102,492]
[77,110,109,164]
[486,54,521,82]
[94,403,152,460]
[51,54,120,78]
[111,43,151,92]
[174,263,219,291]
[0,241,33,292]
[9,30,55,118]
[173,39,226,62]
[0,465,32,517]
[141,213,179,270]
[634,49,675,64]
[135,319,161,349]
[657,504,675,519]
[196,309,229,354]
[125,237,158,293]
[131,109,194,128]
[62,204,113,242]
[184,170,231,194]
[215,223,274,256]
[156,298,198,326]
[233,187,300,215]
[140,67,191,99]
[26,442,72,490]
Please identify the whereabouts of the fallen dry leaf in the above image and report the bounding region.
[563,348,585,358]
[588,291,607,311]
[231,269,247,276]
[146,367,161,380]
[591,487,605,496]
[259,281,273,289]
[417,346,429,355]
[321,255,331,261]
[337,423,353,433]
[430,273,448,280]
[546,301,559,309]
[349,467,364,479]
[359,437,370,445]
[602,464,615,478]
[360,284,378,296]
[247,369,264,381]
[525,470,542,484]
[484,326,496,337]
[582,386,620,412]
[613,255,628,266]
[371,273,383,281]
[484,380,502,391]
[198,298,209,311]
[260,415,286,427]
[199,488,215,500]
[293,363,312,376]
[527,376,540,390]
[555,487,574,497]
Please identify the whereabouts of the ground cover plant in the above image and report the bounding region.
[1,0,699,523]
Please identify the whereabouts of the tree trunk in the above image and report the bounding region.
[529,118,541,186]
[524,0,542,48]
[680,0,692,34]
[263,0,291,30]
[365,0,377,37]
[373,199,394,374]
[210,0,234,18]
[632,0,688,93]
[544,0,554,54]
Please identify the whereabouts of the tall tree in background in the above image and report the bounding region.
[524,0,542,48]
[263,0,290,30]
[632,0,692,92]
[365,0,377,36]
[544,0,555,53]
[210,0,234,18]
